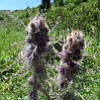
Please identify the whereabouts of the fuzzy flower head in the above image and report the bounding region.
[27,76,34,86]
[57,29,84,90]
[59,66,65,75]
[26,16,49,36]
[26,16,50,48]
[62,29,84,61]
[71,30,84,49]
[70,29,84,39]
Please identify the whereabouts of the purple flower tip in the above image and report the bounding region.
[26,37,33,43]
[65,51,71,57]
[37,41,46,48]
[27,51,32,58]
[60,82,65,89]
[26,51,33,60]
[59,67,65,74]
[67,60,75,68]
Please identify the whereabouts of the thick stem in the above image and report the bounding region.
[33,75,38,100]
[25,16,50,100]
[29,60,38,100]
[57,30,84,100]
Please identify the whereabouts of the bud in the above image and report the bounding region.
[27,76,34,86]
[26,16,49,49]
[59,67,65,75]
[26,36,33,43]
[57,29,84,92]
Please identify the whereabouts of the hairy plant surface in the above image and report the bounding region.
[0,0,100,99]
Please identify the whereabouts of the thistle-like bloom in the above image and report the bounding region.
[24,16,50,61]
[59,67,65,75]
[57,30,84,90]
[62,30,84,61]
[26,16,49,49]
[24,16,50,100]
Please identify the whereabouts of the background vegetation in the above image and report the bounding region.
[0,0,100,99]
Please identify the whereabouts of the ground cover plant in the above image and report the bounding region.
[0,0,100,100]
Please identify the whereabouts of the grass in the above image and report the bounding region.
[0,27,27,99]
